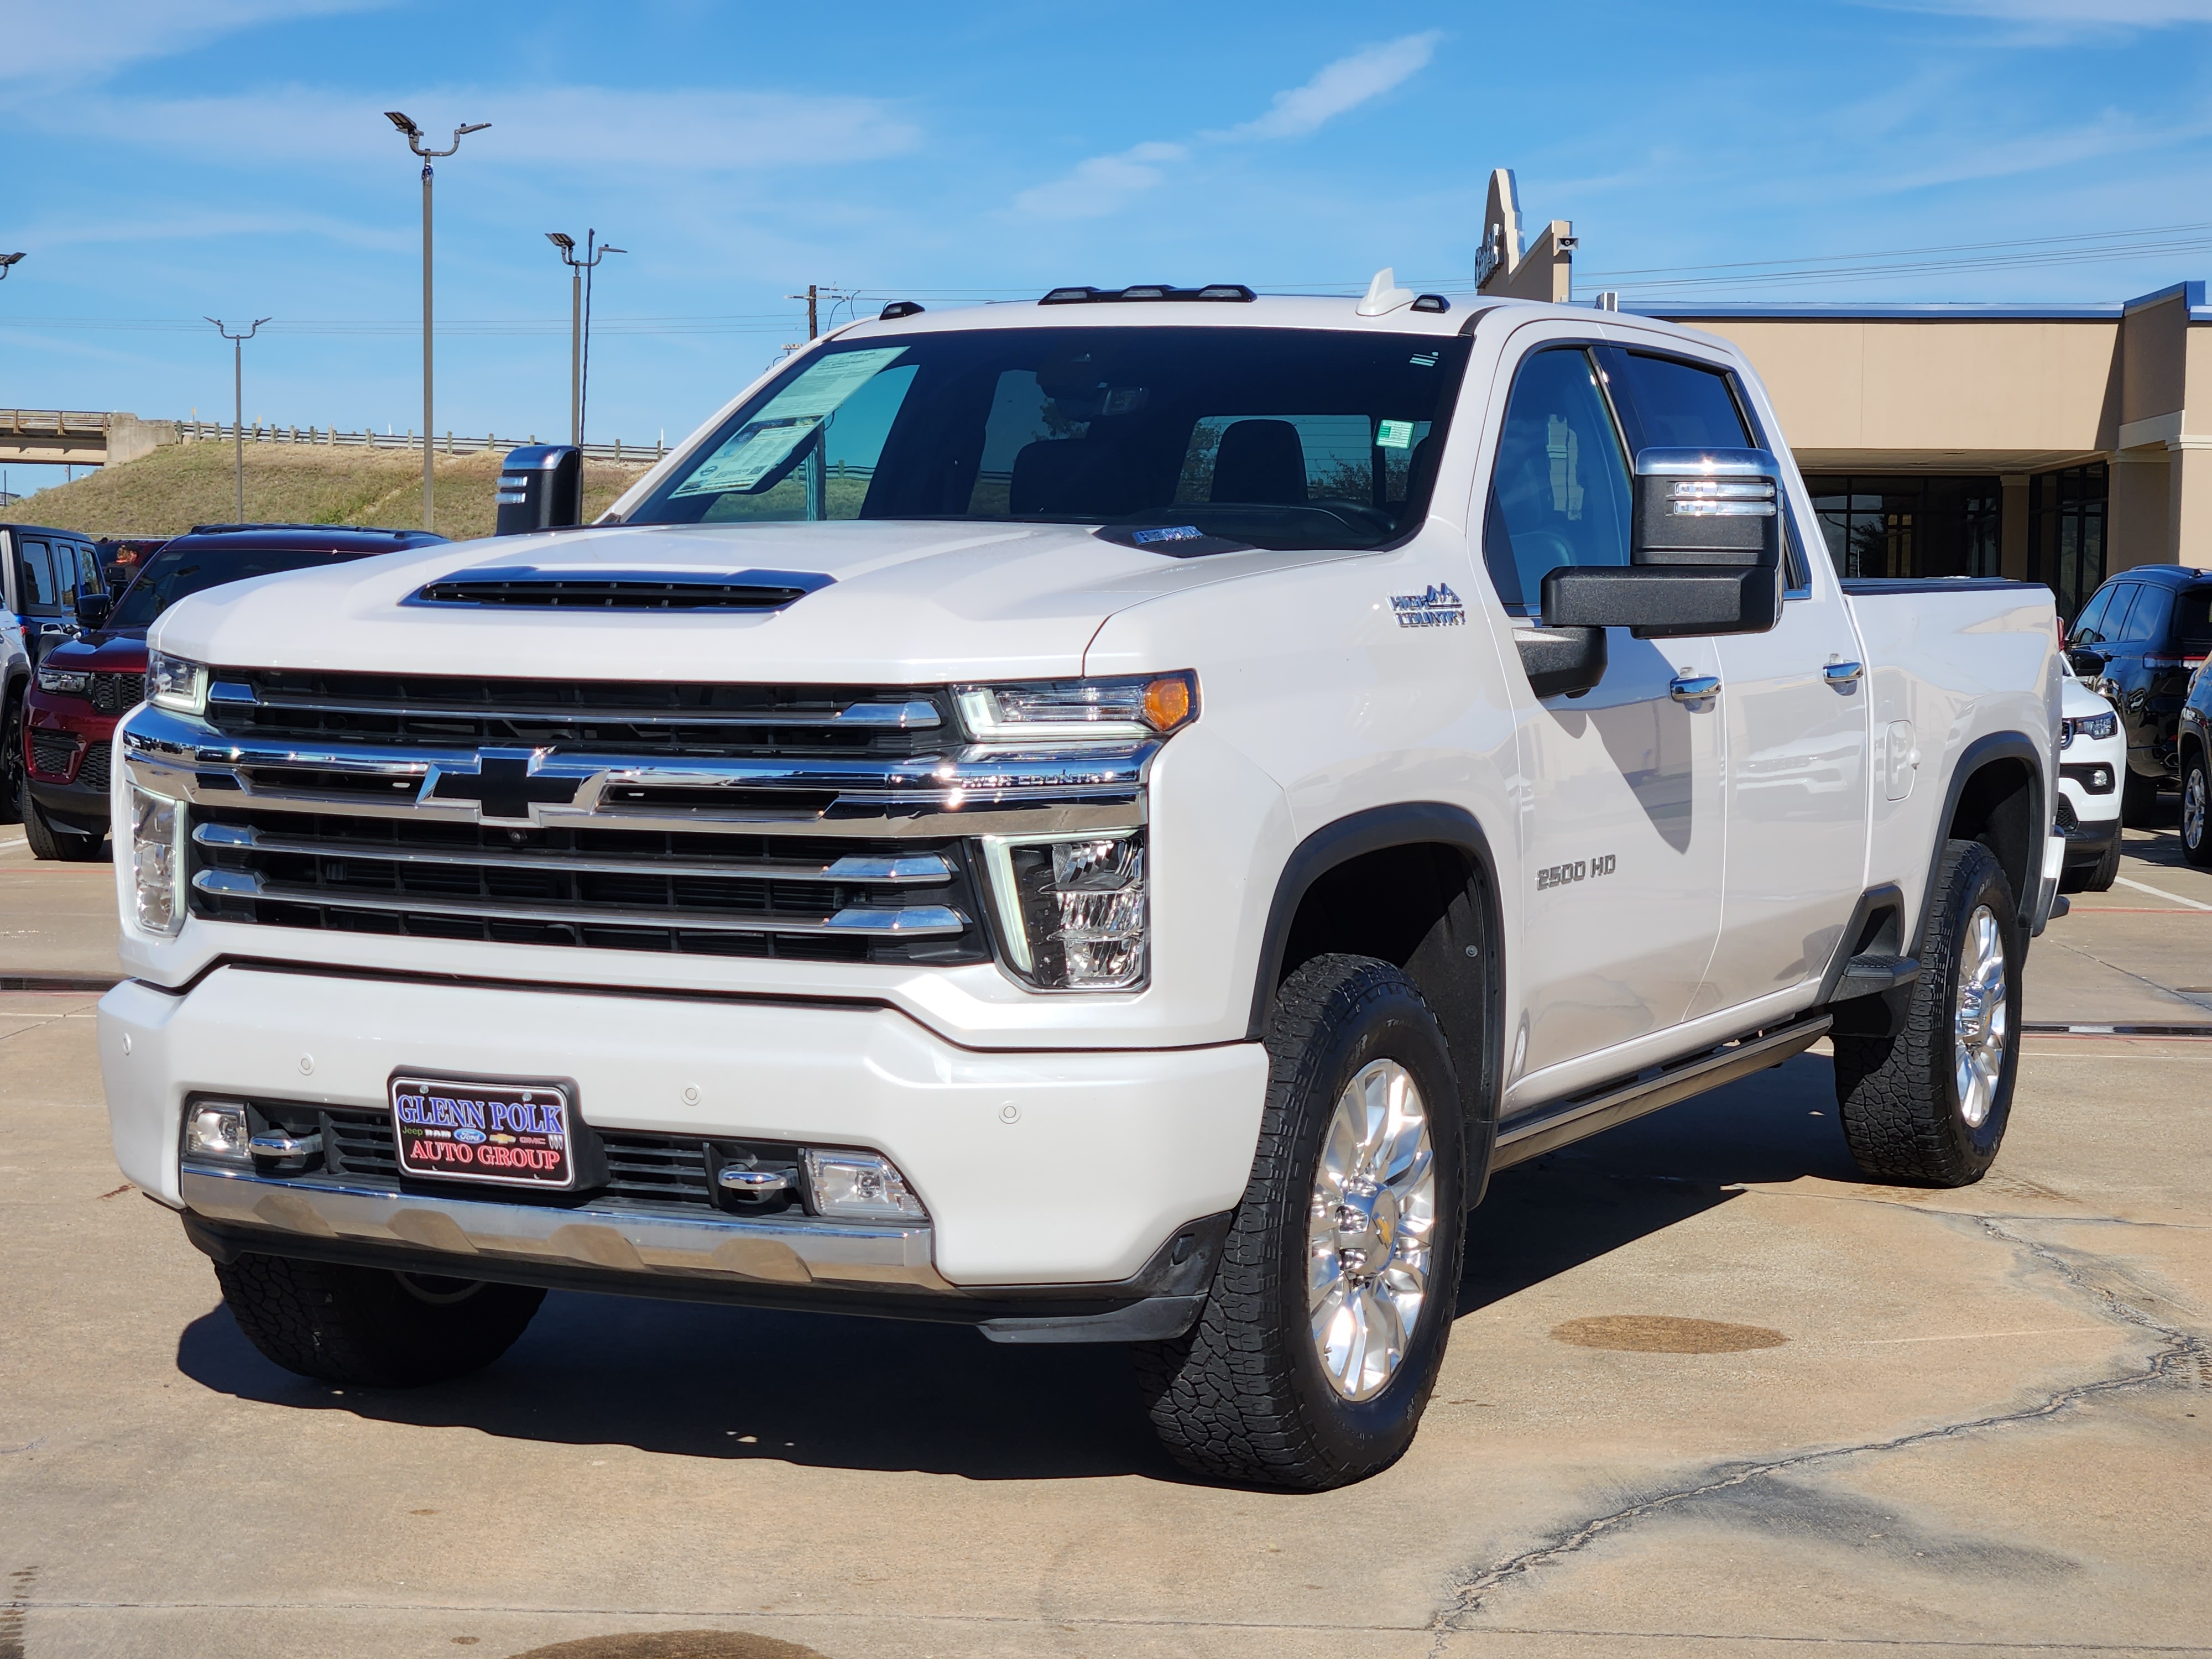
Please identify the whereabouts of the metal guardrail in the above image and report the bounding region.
[0,410,667,465]
[2,409,116,437]
[175,421,667,465]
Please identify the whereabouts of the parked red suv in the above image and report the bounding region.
[19,524,445,858]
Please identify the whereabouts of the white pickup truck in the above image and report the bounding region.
[98,284,2061,1489]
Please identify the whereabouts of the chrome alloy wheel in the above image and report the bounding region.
[1307,1058,1438,1401]
[1952,904,2008,1129]
[2186,767,2208,852]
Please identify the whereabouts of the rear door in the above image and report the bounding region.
[1601,343,1873,1014]
[1481,327,1728,1088]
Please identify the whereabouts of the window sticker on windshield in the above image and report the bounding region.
[672,348,908,497]
[1377,419,1416,450]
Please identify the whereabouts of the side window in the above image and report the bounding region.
[71,544,105,597]
[1598,349,1754,451]
[2069,586,2114,644]
[2102,585,2143,647]
[2126,583,2172,648]
[19,540,58,612]
[1483,347,1633,615]
[1601,346,1809,593]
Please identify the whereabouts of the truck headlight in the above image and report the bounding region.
[129,787,186,935]
[982,831,1147,990]
[953,671,1196,745]
[35,664,93,695]
[146,649,207,716]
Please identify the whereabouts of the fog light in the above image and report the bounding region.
[183,1101,251,1166]
[982,831,1147,990]
[803,1149,927,1221]
[130,786,185,935]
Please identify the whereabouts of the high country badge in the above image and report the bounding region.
[1390,583,1467,628]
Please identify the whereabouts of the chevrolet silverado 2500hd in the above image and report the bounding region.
[98,285,2061,1489]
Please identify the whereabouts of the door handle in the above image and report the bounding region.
[1824,660,1864,687]
[1670,673,1721,704]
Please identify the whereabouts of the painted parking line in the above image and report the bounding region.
[0,836,30,856]
[2114,875,2212,911]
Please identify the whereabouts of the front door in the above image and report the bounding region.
[1480,332,1728,1089]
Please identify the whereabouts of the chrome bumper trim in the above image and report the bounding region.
[179,1166,952,1292]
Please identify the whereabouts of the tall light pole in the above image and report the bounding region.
[385,110,489,531]
[545,230,623,447]
[0,253,25,281]
[206,317,270,524]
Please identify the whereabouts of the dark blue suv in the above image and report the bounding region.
[2065,565,2212,826]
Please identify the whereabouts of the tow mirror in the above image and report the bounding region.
[494,445,584,535]
[1537,447,1785,641]
[74,591,112,630]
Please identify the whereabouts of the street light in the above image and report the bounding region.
[545,229,623,447]
[0,253,25,281]
[385,109,490,531]
[205,317,271,523]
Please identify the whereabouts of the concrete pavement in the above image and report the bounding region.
[0,826,2206,1658]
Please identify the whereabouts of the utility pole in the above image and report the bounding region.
[547,231,623,448]
[205,317,270,523]
[385,111,490,530]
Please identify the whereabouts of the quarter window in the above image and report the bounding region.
[1483,347,1633,615]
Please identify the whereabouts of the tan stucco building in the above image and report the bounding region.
[1637,282,2211,620]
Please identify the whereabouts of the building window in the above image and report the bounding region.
[2026,462,2107,625]
[1804,475,2002,580]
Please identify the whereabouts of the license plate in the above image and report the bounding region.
[389,1074,576,1190]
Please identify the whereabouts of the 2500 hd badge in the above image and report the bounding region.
[1537,854,1618,891]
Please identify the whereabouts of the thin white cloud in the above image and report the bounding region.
[1013,33,1441,220]
[0,0,386,87]
[52,86,921,174]
[1220,32,1442,141]
[1013,142,1187,221]
[1863,0,2212,24]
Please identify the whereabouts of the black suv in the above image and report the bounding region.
[2065,565,2212,825]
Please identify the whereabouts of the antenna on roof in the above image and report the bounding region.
[1356,268,1417,317]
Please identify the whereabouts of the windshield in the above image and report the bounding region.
[110,543,385,629]
[626,326,1472,552]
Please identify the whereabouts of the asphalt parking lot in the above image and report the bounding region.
[2,820,2208,1658]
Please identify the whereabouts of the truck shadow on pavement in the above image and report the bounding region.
[173,1054,1856,1483]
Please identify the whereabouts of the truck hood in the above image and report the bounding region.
[147,520,1260,683]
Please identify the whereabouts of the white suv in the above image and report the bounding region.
[2058,656,2124,891]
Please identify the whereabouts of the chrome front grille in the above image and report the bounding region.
[202,669,946,760]
[186,808,988,963]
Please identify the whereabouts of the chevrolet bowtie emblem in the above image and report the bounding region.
[421,749,587,824]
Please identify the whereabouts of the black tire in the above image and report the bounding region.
[213,1252,545,1387]
[0,688,22,827]
[1135,954,1466,1490]
[17,773,101,861]
[2120,765,2159,828]
[2083,832,2124,892]
[2182,749,2212,869]
[1834,839,2020,1186]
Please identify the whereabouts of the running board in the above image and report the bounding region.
[1493,1014,1833,1171]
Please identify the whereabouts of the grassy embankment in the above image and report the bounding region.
[21,439,649,543]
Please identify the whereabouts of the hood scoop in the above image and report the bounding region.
[410,565,835,612]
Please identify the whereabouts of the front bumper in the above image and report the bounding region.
[24,696,116,832]
[98,966,1267,1319]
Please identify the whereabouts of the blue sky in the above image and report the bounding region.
[6,0,2212,496]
